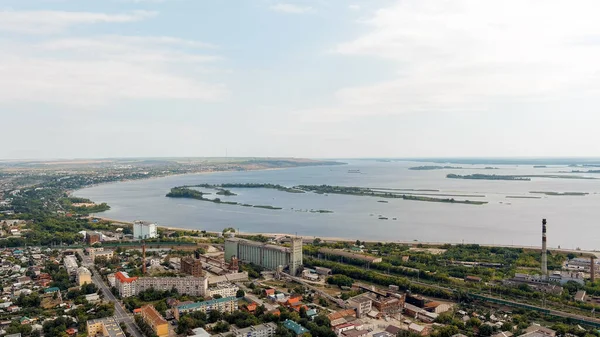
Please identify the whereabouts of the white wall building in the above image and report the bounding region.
[207,283,239,298]
[64,255,79,275]
[133,221,158,240]
[231,323,278,337]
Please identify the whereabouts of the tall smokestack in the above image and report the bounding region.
[591,257,595,283]
[541,219,548,278]
[142,240,147,275]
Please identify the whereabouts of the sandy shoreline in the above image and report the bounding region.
[91,216,600,256]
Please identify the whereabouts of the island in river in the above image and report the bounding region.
[447,174,597,181]
[167,183,488,206]
[447,174,531,181]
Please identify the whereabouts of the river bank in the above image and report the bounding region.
[89,216,600,257]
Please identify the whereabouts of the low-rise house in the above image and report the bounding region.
[424,302,453,314]
[230,323,277,337]
[341,329,368,337]
[385,325,402,335]
[408,323,429,336]
[283,320,309,337]
[519,326,556,337]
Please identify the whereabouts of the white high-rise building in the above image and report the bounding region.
[133,221,158,240]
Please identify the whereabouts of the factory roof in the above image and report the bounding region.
[227,238,290,253]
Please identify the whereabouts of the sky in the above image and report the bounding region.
[2,0,600,159]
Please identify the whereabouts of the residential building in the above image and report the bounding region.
[133,221,157,240]
[85,293,101,303]
[114,272,208,298]
[347,296,372,318]
[207,283,239,298]
[63,255,78,275]
[519,326,556,337]
[282,320,309,337]
[225,237,303,276]
[327,309,357,322]
[140,305,168,337]
[137,276,208,297]
[76,267,92,286]
[90,248,114,261]
[174,297,238,320]
[115,272,138,298]
[87,318,126,337]
[231,323,277,337]
[181,257,204,277]
[408,323,429,336]
[190,328,210,337]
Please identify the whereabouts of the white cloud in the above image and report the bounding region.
[309,0,600,119]
[270,3,312,14]
[0,9,227,106]
[0,10,156,34]
[348,4,360,11]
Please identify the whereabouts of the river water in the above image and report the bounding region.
[74,160,600,250]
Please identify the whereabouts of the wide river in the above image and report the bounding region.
[75,160,600,250]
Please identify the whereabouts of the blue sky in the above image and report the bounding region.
[2,0,600,159]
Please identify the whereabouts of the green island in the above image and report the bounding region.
[447,174,597,181]
[253,205,283,210]
[166,187,272,208]
[506,196,542,199]
[534,165,547,168]
[409,165,463,170]
[373,189,485,198]
[191,183,305,193]
[447,174,531,181]
[295,185,487,205]
[560,170,600,174]
[215,188,237,196]
[530,191,589,196]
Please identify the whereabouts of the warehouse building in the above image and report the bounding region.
[225,237,303,276]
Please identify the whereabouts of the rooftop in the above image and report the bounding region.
[176,297,237,310]
[141,305,167,326]
[283,320,309,335]
[87,318,126,337]
[227,238,290,253]
[233,323,277,336]
[342,329,368,337]
[115,271,137,283]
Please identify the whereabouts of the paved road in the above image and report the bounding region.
[281,273,347,308]
[236,283,277,311]
[89,265,144,337]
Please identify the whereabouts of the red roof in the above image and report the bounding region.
[245,303,257,312]
[133,308,142,313]
[264,289,275,295]
[115,272,137,283]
